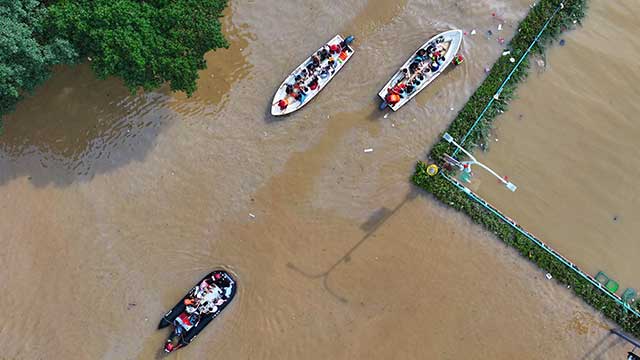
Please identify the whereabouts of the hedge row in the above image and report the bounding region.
[412,0,640,337]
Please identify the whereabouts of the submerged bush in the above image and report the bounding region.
[413,0,640,338]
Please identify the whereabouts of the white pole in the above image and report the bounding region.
[443,133,517,192]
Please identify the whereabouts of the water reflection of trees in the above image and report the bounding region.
[0,64,173,187]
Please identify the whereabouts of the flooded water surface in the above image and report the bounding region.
[0,0,635,359]
[474,0,640,292]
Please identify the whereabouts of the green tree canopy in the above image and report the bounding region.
[0,0,77,123]
[47,0,229,95]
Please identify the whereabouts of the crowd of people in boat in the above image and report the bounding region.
[164,273,232,352]
[275,39,353,111]
[385,36,448,107]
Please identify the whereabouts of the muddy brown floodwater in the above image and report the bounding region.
[0,1,634,359]
[474,1,640,292]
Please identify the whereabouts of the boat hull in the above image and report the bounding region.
[378,30,463,111]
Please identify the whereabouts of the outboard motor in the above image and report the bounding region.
[343,35,355,47]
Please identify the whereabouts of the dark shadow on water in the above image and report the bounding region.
[287,189,418,303]
[579,332,627,360]
[0,63,174,188]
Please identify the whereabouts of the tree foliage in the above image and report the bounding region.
[0,0,77,123]
[47,0,229,95]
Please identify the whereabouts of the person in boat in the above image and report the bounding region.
[329,43,340,54]
[340,40,353,53]
[328,56,336,69]
[275,98,289,111]
[385,92,401,106]
[309,76,319,91]
[319,47,330,61]
[409,62,420,75]
[307,54,321,72]
[405,84,415,94]
[319,66,330,79]
[415,49,427,63]
[430,61,440,72]
[398,68,409,82]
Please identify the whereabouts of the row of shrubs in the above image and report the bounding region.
[412,0,640,337]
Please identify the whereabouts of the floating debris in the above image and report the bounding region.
[509,57,516,63]
[546,273,553,280]
[559,39,566,46]
[383,113,389,119]
[502,50,511,56]
[498,24,503,31]
[471,29,477,35]
[249,213,256,219]
[364,148,374,153]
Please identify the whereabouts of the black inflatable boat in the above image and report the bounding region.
[158,270,236,353]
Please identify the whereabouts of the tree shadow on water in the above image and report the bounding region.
[0,63,174,187]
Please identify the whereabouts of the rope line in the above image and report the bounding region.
[452,2,565,157]
[440,171,640,319]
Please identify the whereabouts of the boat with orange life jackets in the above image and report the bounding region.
[271,35,355,116]
[378,30,464,111]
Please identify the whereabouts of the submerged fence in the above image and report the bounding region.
[440,172,640,318]
[414,0,640,336]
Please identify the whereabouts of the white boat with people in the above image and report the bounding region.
[378,29,464,111]
[271,34,355,116]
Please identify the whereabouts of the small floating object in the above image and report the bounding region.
[364,148,374,153]
[559,39,566,46]
[497,24,503,31]
[498,37,505,44]
[509,57,516,63]
[545,273,553,280]
[502,50,511,56]
[383,113,389,119]
[159,271,237,353]
[249,213,256,218]
[471,29,477,35]
[453,54,465,65]
[426,164,439,176]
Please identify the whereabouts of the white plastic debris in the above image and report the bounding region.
[450,107,454,111]
[249,213,256,218]
[502,50,511,56]
[497,24,503,31]
[509,57,516,63]
[545,273,553,280]
[471,29,477,35]
[364,148,374,153]
[383,113,389,119]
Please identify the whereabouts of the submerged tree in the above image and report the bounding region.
[0,0,77,125]
[47,0,229,96]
